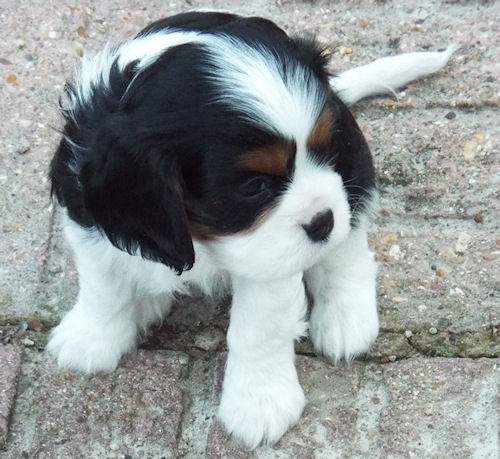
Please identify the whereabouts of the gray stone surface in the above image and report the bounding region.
[363,109,499,223]
[1,0,499,457]
[378,357,499,458]
[0,345,22,446]
[373,230,499,332]
[4,349,188,457]
[206,355,499,458]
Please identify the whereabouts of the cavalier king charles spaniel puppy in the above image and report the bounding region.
[47,11,455,449]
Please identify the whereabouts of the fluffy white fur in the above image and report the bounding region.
[305,227,378,363]
[219,274,307,449]
[201,35,325,143]
[331,45,458,105]
[48,27,456,449]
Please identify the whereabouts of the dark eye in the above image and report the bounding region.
[238,176,270,198]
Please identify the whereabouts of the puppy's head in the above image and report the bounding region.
[51,13,375,279]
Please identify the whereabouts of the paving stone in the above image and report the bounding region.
[0,345,22,446]
[378,357,499,457]
[36,210,79,318]
[4,350,188,458]
[359,110,500,224]
[315,2,499,108]
[206,354,369,457]
[206,355,499,457]
[0,0,70,317]
[176,355,221,457]
[372,231,499,332]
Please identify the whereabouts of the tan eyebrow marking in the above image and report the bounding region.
[238,142,293,177]
[307,108,334,151]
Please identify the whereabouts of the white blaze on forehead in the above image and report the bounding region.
[199,35,326,145]
[64,28,330,178]
[72,29,325,148]
[117,31,203,71]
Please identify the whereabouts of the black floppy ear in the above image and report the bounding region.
[327,95,376,219]
[80,144,194,274]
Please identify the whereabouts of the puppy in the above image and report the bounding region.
[47,11,455,448]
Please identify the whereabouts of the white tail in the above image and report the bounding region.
[330,45,458,105]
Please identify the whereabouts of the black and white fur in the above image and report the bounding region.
[47,12,455,449]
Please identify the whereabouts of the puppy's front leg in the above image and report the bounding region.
[306,228,379,363]
[218,273,307,449]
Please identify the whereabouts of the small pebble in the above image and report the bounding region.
[16,146,30,155]
[445,111,456,120]
[455,233,472,253]
[431,264,437,271]
[445,248,456,258]
[28,320,43,332]
[388,244,401,260]
[388,37,400,49]
[392,296,407,303]
[388,355,397,362]
[463,140,477,163]
[404,330,413,338]
[473,213,483,223]
[6,72,19,85]
[336,45,352,55]
[21,338,34,346]
[429,327,438,335]
[381,233,398,245]
[76,25,86,37]
[17,321,28,332]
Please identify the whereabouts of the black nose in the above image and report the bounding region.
[302,209,334,242]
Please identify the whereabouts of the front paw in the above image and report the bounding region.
[218,370,305,450]
[47,308,136,374]
[309,294,379,363]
